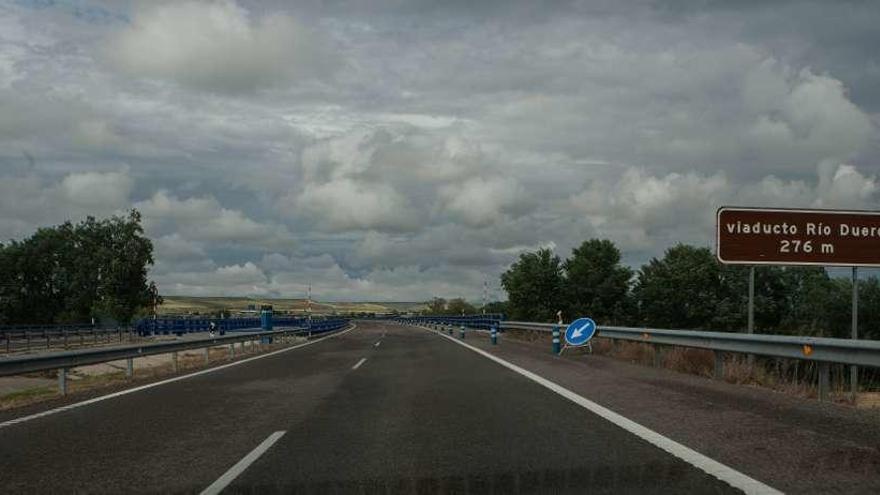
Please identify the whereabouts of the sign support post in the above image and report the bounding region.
[852,266,859,402]
[747,266,755,335]
[747,265,755,366]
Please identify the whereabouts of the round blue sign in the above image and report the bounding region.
[564,317,596,346]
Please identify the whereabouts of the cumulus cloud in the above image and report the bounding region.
[570,162,880,254]
[0,169,133,240]
[107,0,334,93]
[296,179,418,232]
[741,63,874,168]
[286,125,530,235]
[439,177,528,228]
[60,169,132,209]
[156,262,269,296]
[814,162,878,208]
[154,234,207,260]
[134,190,295,246]
[2,1,879,300]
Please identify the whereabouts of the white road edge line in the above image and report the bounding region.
[416,324,783,495]
[352,357,367,370]
[0,325,358,430]
[200,430,286,495]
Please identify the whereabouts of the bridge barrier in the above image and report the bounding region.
[401,315,880,402]
[0,319,351,396]
[0,327,135,354]
[133,316,341,336]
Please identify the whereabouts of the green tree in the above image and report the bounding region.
[446,297,477,315]
[1,225,74,323]
[482,300,509,316]
[501,248,564,322]
[634,244,723,329]
[562,239,633,325]
[713,265,788,332]
[425,297,448,315]
[0,210,156,325]
[776,266,835,336]
[856,277,880,341]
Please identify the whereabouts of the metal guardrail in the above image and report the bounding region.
[407,315,880,401]
[499,321,880,368]
[0,320,351,395]
[1,327,135,354]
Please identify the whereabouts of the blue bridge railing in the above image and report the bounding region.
[134,317,349,336]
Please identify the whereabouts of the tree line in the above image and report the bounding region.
[423,297,478,316]
[0,211,158,326]
[500,239,880,340]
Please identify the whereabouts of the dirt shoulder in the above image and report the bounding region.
[0,336,308,415]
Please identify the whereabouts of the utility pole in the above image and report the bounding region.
[482,279,488,315]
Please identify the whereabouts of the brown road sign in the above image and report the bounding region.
[717,207,880,267]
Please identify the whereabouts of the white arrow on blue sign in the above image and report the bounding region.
[564,317,597,346]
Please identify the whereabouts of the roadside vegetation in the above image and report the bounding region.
[499,238,880,341]
[0,210,158,326]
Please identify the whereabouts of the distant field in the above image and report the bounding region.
[158,296,426,316]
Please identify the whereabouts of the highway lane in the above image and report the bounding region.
[0,321,744,493]
[0,324,375,493]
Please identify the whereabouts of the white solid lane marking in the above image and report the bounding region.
[0,325,358,430]
[200,431,286,495]
[416,325,782,495]
[352,357,367,370]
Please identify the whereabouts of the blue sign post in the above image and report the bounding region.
[562,317,597,354]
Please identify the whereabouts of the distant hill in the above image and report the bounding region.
[157,296,426,316]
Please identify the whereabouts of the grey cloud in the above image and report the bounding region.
[2,1,879,301]
[106,1,337,94]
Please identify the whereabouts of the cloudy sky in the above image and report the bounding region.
[1,0,879,301]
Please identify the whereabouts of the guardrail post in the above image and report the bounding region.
[552,326,560,355]
[653,345,665,368]
[818,362,830,402]
[58,367,67,396]
[459,325,465,339]
[126,358,134,379]
[229,343,235,358]
[713,351,724,380]
[172,351,179,373]
[204,347,210,364]
[490,325,498,345]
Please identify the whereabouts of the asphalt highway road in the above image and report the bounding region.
[0,321,748,494]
